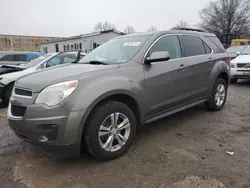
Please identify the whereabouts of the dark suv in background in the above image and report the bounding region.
[8,28,230,161]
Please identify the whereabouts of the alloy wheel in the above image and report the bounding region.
[215,84,226,106]
[98,112,131,152]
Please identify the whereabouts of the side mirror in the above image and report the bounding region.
[236,52,241,56]
[145,51,170,64]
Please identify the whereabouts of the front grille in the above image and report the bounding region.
[237,70,250,72]
[14,88,32,97]
[11,105,27,117]
[237,63,249,68]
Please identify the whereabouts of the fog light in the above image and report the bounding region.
[38,135,48,142]
[35,124,59,142]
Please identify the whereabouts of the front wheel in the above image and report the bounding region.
[205,78,228,111]
[83,101,137,161]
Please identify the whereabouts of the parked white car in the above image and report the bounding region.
[229,45,250,83]
[0,51,86,104]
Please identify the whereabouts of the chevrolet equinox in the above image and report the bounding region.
[8,29,230,161]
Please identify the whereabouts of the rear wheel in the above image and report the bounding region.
[2,83,14,105]
[83,101,137,161]
[205,78,227,111]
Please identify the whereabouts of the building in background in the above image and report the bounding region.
[40,29,125,54]
[0,35,62,52]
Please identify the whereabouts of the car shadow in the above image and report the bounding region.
[232,79,250,86]
[0,100,8,109]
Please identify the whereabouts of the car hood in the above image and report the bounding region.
[16,64,118,92]
[232,55,250,63]
[0,67,35,85]
[0,61,25,66]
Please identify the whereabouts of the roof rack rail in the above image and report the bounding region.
[171,27,204,32]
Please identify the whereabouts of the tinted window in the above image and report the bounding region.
[148,35,182,60]
[0,54,15,61]
[15,54,26,61]
[203,42,212,54]
[206,36,225,53]
[181,36,205,57]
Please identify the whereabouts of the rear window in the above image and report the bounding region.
[0,54,16,61]
[206,36,225,53]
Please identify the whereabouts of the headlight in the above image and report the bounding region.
[230,62,235,68]
[35,80,78,106]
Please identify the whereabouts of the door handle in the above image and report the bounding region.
[179,64,187,70]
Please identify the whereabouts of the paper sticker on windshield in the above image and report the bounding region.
[123,42,141,46]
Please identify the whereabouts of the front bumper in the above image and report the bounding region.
[8,101,86,157]
[231,68,250,79]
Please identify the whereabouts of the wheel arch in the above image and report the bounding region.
[77,91,144,146]
[1,81,15,98]
[217,71,230,86]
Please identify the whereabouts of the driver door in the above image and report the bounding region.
[144,35,193,116]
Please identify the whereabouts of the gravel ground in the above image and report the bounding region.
[0,82,250,188]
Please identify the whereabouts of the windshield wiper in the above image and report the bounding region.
[85,60,108,65]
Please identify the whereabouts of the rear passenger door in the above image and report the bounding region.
[179,35,213,100]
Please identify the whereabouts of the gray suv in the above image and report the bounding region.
[8,29,230,161]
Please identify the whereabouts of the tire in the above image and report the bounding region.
[230,78,238,84]
[84,101,137,161]
[2,83,14,105]
[205,78,228,111]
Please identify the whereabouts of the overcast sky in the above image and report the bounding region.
[0,0,211,37]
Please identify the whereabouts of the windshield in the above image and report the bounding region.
[240,46,250,55]
[79,35,149,64]
[226,45,247,53]
[22,53,54,68]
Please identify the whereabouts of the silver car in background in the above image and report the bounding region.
[229,45,250,83]
[0,51,86,104]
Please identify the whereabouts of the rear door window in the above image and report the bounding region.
[180,35,206,57]
[0,54,15,61]
[203,42,212,54]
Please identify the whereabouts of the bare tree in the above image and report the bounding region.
[176,20,189,28]
[200,0,250,38]
[124,25,136,34]
[94,21,116,31]
[147,26,157,32]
